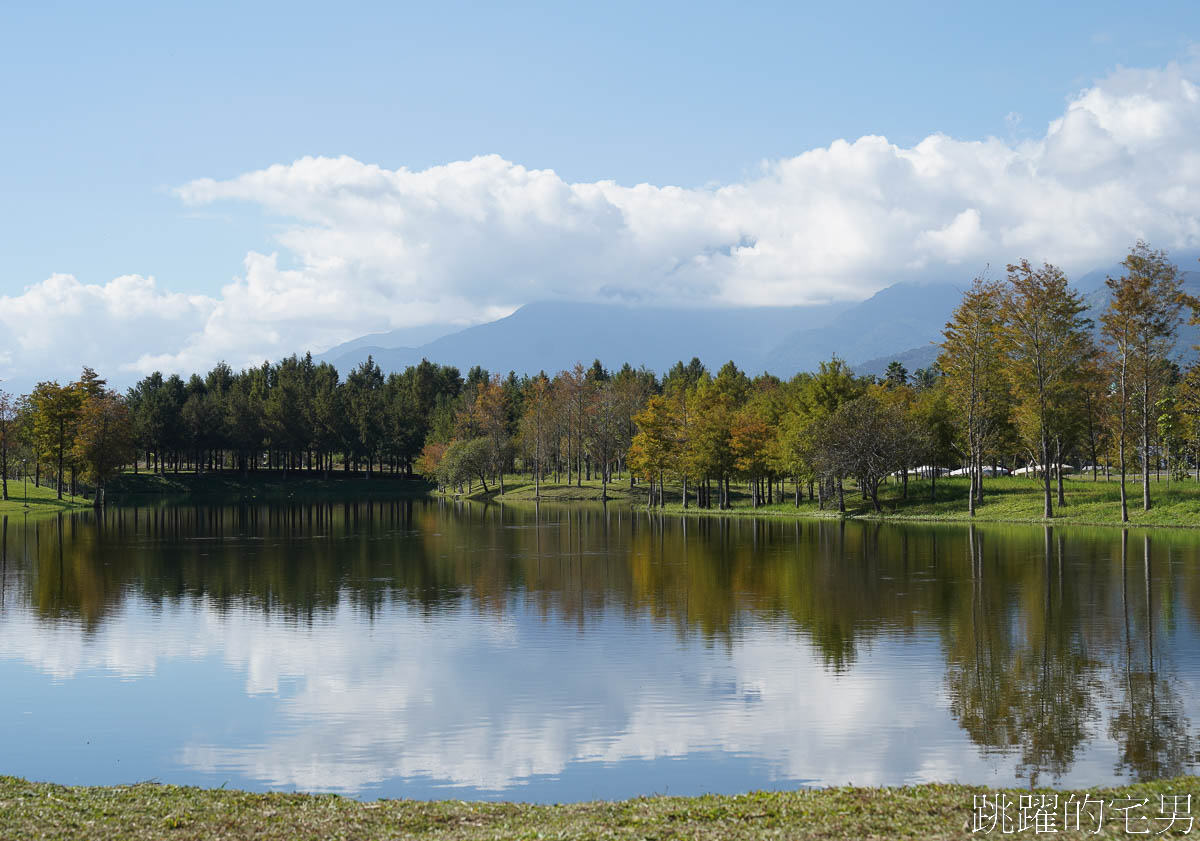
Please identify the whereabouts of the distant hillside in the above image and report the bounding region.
[315,322,463,364]
[318,283,961,379]
[764,282,961,375]
[853,345,940,379]
[313,254,1200,380]
[321,299,854,377]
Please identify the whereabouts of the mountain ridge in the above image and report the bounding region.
[314,253,1200,380]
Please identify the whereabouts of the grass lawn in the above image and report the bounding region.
[450,472,1200,529]
[0,478,90,517]
[2,775,1196,840]
[488,476,642,502]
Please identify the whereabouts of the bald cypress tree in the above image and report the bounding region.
[939,277,1005,516]
[1101,242,1190,519]
[1003,260,1091,519]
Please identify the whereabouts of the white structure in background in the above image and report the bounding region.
[948,466,1010,477]
[1011,464,1075,477]
[889,465,951,478]
[911,465,950,478]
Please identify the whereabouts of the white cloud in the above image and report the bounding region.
[5,59,1200,388]
[0,274,215,387]
[0,593,1017,794]
[913,208,991,265]
[3,588,1177,796]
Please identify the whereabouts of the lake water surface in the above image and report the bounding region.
[1,499,1198,801]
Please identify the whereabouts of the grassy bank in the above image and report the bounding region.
[2,776,1196,840]
[459,473,1200,529]
[12,468,1200,530]
[0,479,90,517]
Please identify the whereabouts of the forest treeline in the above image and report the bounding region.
[1,241,1197,521]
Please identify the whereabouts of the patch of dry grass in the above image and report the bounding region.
[3,776,1198,840]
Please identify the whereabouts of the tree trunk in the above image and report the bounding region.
[1118,374,1129,522]
[974,448,984,505]
[56,420,65,500]
[1142,380,1152,511]
[968,455,976,517]
[1040,425,1053,518]
[1056,439,1066,507]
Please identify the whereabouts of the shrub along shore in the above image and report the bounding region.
[2,775,1198,840]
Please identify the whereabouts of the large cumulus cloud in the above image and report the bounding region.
[4,60,1200,389]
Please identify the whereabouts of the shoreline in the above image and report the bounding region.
[7,471,1200,532]
[0,481,92,518]
[468,476,1200,532]
[2,775,1196,840]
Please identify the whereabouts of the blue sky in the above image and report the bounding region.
[3,0,1197,294]
[3,1,1200,387]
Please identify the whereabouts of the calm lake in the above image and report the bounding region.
[1,499,1198,801]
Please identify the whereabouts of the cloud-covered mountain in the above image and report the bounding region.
[323,257,1200,381]
[764,282,961,376]
[319,299,851,376]
[320,283,956,378]
[316,322,464,362]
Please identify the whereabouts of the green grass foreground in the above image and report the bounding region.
[475,473,1200,529]
[2,776,1197,840]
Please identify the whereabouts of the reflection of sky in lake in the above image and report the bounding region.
[0,592,1194,801]
[1,505,1199,801]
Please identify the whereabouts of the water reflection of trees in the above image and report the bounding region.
[943,526,1104,786]
[1,502,1197,782]
[1107,533,1196,780]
